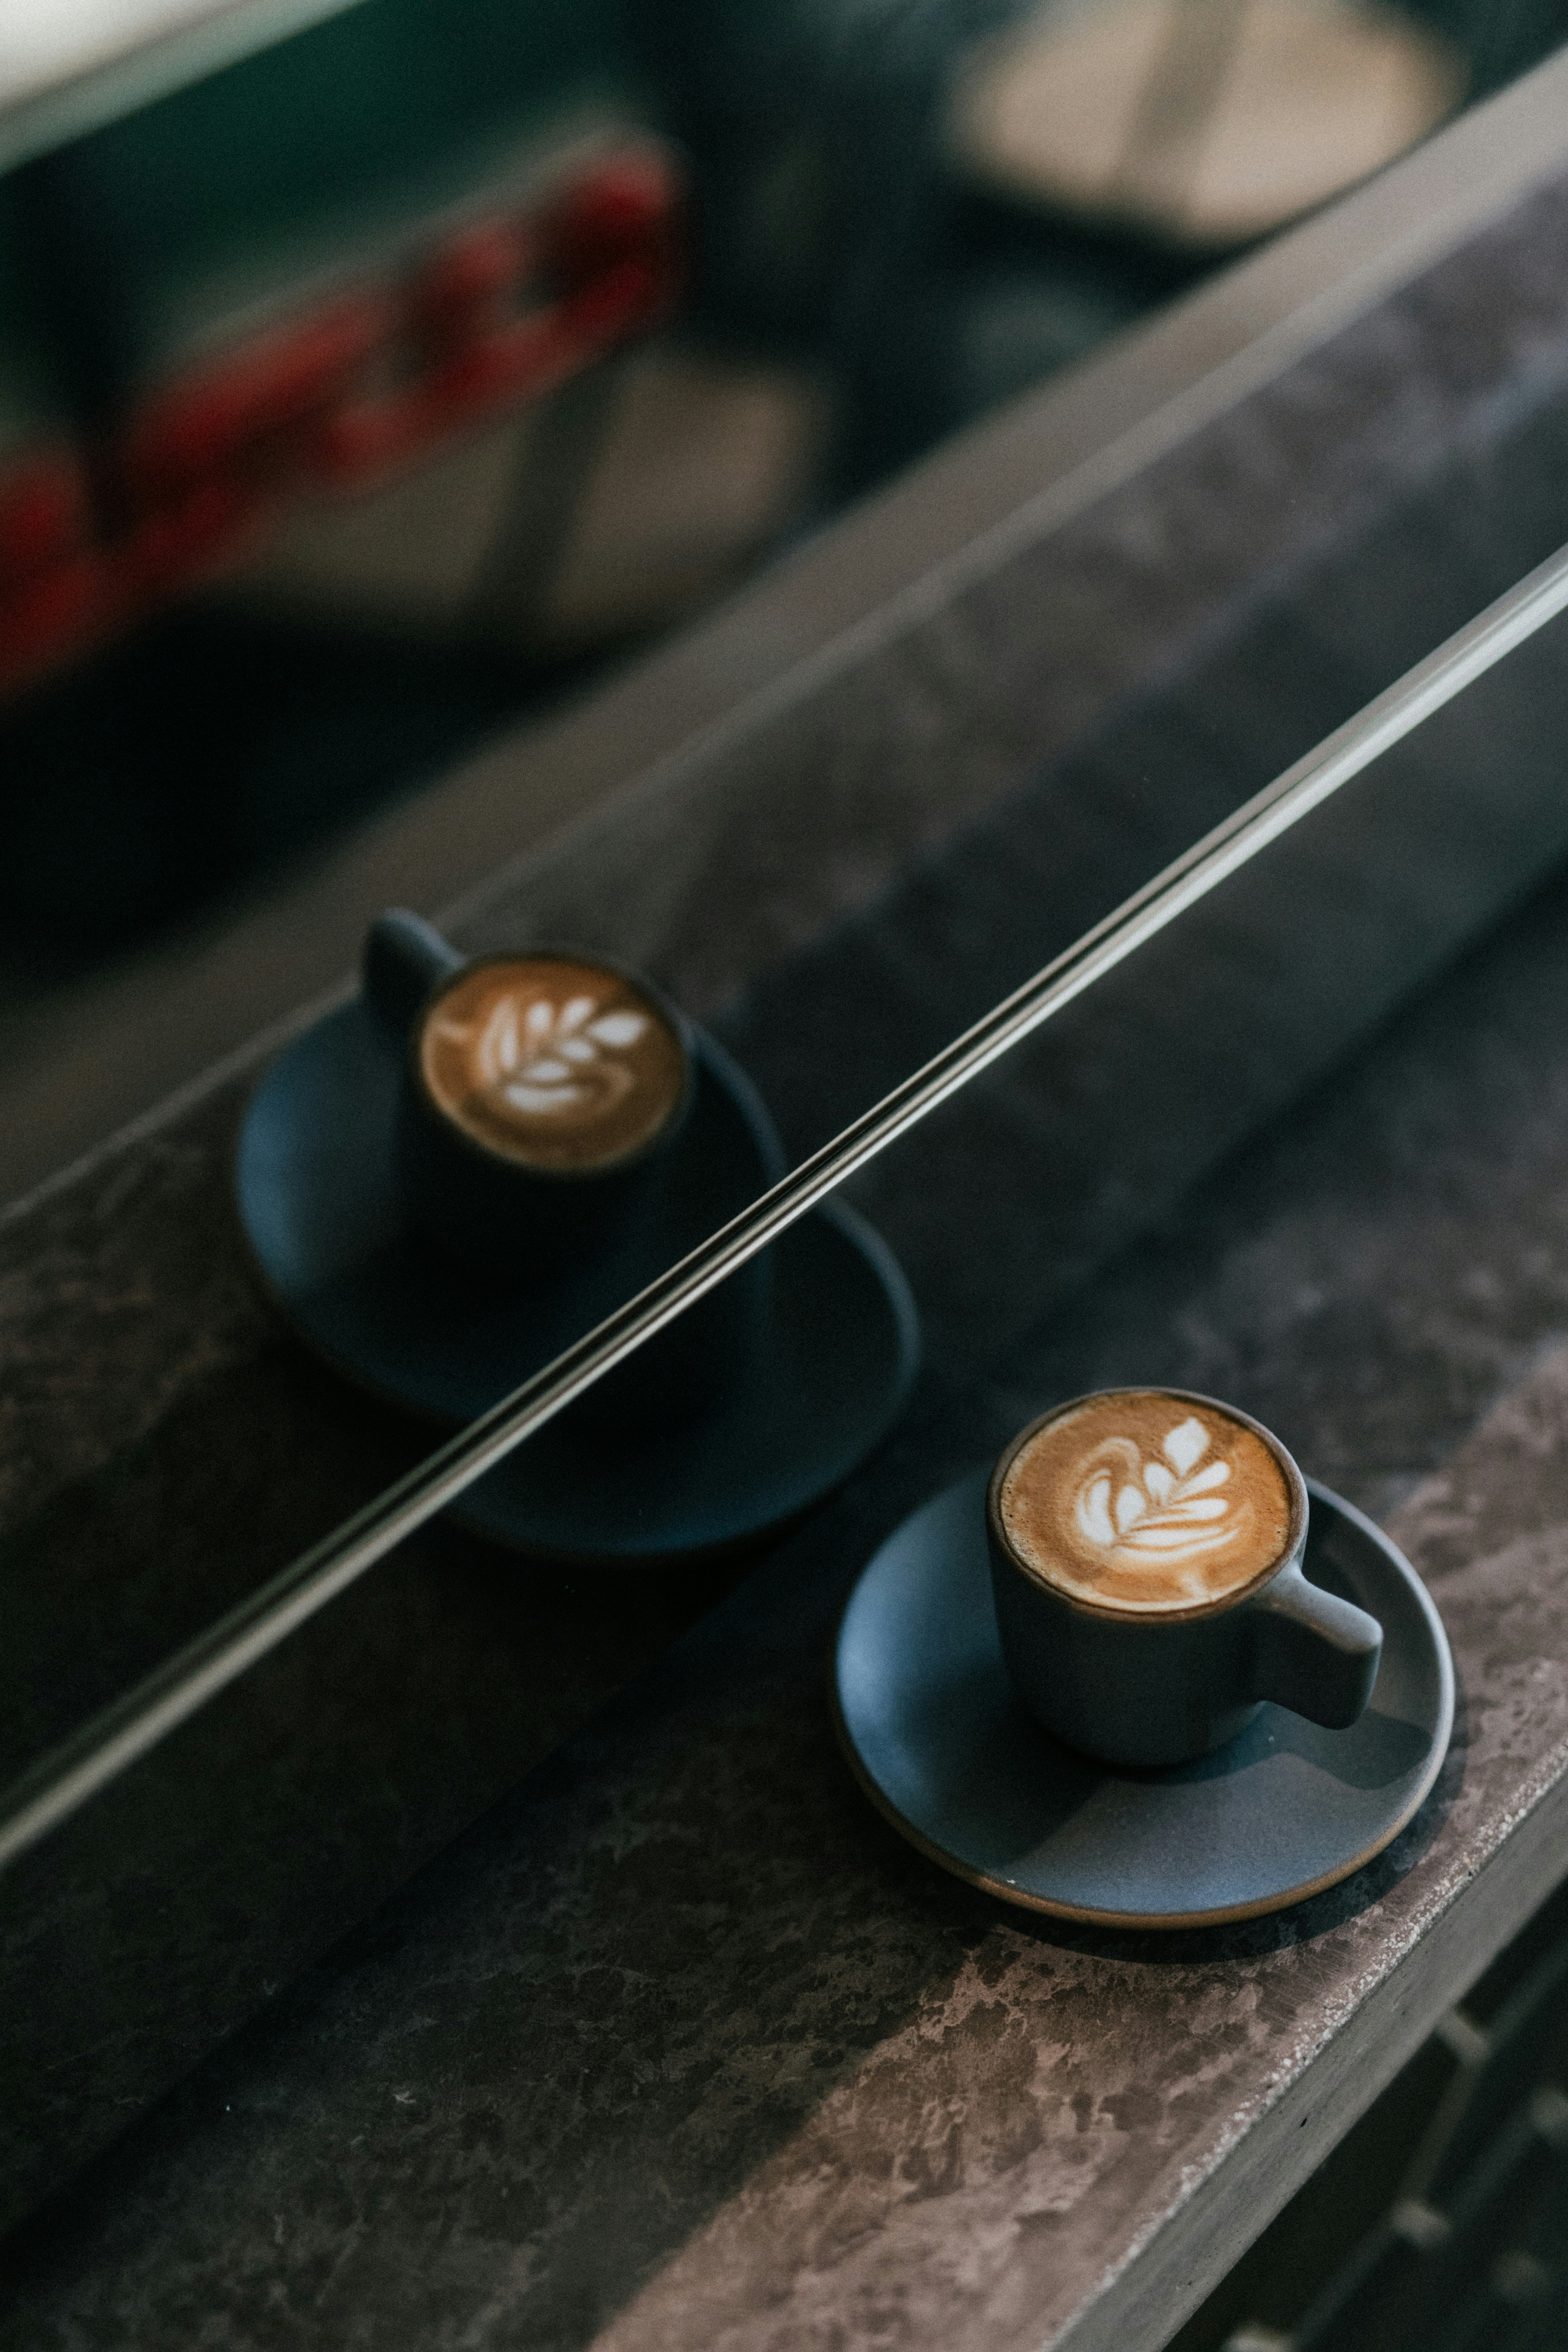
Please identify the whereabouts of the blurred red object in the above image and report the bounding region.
[0,452,92,586]
[313,150,680,489]
[124,295,395,502]
[0,145,684,702]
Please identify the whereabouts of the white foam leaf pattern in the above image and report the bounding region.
[1080,1476,1116,1549]
[501,1082,582,1112]
[436,986,651,1124]
[1163,1416,1208,1475]
[1182,1458,1231,1492]
[1074,1418,1239,1562]
[588,1012,648,1048]
[479,1002,519,1082]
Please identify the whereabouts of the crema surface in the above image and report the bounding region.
[999,1392,1294,1611]
[419,958,685,1172]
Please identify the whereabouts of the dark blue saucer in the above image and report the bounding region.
[834,1472,1453,1927]
[237,999,920,1561]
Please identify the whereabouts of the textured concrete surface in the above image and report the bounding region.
[10,146,1568,2240]
[11,115,1568,2351]
[0,1062,745,2227]
[10,828,1568,2346]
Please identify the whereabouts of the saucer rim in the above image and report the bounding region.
[235,1010,785,1434]
[831,1475,1454,1931]
[446,1194,920,1563]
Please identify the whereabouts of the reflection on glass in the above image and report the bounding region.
[7,535,1568,1876]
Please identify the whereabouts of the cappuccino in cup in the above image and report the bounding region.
[418,955,687,1174]
[986,1387,1381,1768]
[996,1390,1294,1614]
[363,912,752,1431]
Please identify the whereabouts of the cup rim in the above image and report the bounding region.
[407,944,696,1184]
[985,1385,1310,1624]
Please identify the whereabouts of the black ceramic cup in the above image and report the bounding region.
[985,1388,1383,1769]
[362,908,765,1432]
[364,910,695,1282]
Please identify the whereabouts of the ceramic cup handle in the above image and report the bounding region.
[363,908,464,1037]
[1246,1567,1383,1730]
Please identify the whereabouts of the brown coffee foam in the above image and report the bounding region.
[419,957,685,1173]
[999,1392,1294,1613]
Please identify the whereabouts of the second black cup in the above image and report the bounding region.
[363,908,772,1433]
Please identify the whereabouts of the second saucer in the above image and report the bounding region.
[236,916,920,1560]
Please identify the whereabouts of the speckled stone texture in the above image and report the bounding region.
[12,842,1568,2349]
[0,1068,746,2229]
[11,151,1568,2350]
[11,157,1568,2243]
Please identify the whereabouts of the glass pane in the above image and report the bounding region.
[8,2,1568,2246]
[6,538,1568,2228]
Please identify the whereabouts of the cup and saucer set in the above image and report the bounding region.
[236,912,920,1561]
[834,1389,1455,1929]
[237,931,1451,1927]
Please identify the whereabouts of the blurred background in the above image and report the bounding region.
[2,0,1565,1079]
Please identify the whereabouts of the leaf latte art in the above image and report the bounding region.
[999,1392,1295,1611]
[419,957,686,1172]
[1076,1416,1237,1561]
